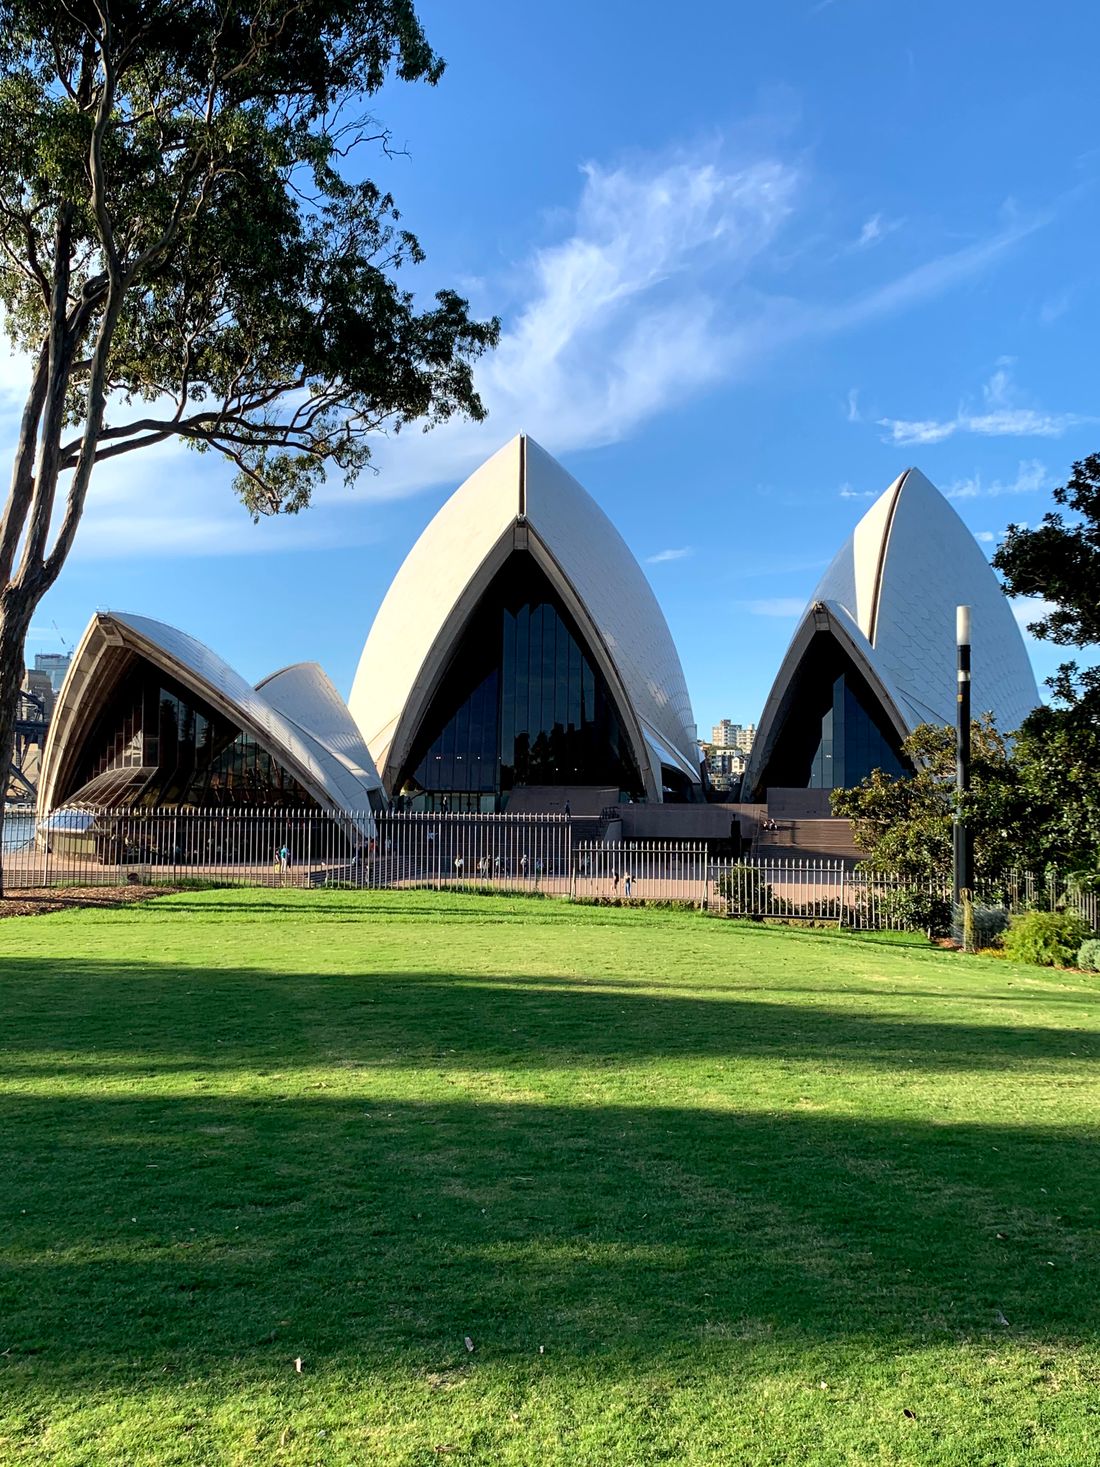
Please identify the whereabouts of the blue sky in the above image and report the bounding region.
[8,0,1100,733]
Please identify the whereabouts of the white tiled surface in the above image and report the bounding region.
[349,434,702,792]
[524,439,699,780]
[257,661,383,790]
[873,470,1039,731]
[349,437,520,768]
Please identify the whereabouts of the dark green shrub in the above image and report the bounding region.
[1001,910,1092,968]
[715,865,779,917]
[1076,937,1100,972]
[951,902,1009,948]
[880,888,952,935]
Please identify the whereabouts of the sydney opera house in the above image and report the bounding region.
[36,434,1040,837]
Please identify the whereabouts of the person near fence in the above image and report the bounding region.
[520,852,528,878]
[623,872,633,899]
[454,853,464,878]
[610,867,619,893]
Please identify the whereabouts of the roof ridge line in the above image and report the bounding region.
[867,469,909,646]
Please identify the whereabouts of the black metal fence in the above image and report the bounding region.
[4,806,1098,934]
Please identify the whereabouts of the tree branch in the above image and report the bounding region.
[0,341,50,585]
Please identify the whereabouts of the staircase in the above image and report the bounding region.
[754,818,863,864]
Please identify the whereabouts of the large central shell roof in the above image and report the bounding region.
[350,434,700,796]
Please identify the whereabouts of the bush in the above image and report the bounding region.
[1077,938,1100,973]
[879,888,952,935]
[715,864,779,917]
[951,902,1009,948]
[1001,909,1092,968]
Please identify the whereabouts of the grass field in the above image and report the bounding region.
[1,889,1099,1465]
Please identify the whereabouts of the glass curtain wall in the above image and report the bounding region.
[756,633,910,791]
[61,662,317,808]
[398,554,643,806]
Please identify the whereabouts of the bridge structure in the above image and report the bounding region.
[10,687,49,803]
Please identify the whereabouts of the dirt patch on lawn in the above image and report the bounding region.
[0,885,181,919]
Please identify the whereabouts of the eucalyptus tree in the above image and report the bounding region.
[0,0,498,862]
[993,452,1100,717]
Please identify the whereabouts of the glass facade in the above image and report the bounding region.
[756,633,910,791]
[61,662,317,808]
[398,553,643,805]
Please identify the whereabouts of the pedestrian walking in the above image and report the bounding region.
[623,872,633,899]
[454,853,464,878]
[610,868,619,894]
[520,852,529,878]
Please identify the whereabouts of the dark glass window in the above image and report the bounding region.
[398,553,643,802]
[61,660,317,809]
[755,632,910,792]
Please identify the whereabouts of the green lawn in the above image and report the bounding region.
[2,889,1099,1465]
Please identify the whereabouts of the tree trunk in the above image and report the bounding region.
[0,590,39,899]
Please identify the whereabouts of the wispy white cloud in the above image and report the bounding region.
[878,417,958,445]
[0,150,1050,558]
[347,153,801,503]
[852,213,903,250]
[876,366,1093,446]
[1038,288,1072,325]
[1011,596,1058,635]
[974,530,997,544]
[341,178,1045,508]
[845,388,861,423]
[819,213,1042,336]
[944,458,1051,501]
[645,546,693,564]
[838,481,875,499]
[743,597,805,617]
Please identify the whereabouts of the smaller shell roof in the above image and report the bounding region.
[39,612,380,822]
[810,467,1038,731]
[743,468,1040,798]
[256,661,383,792]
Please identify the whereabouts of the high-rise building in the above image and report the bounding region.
[34,652,72,693]
[711,721,755,753]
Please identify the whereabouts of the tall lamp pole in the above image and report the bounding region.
[953,605,973,908]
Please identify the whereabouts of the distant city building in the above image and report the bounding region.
[711,720,755,753]
[702,743,747,793]
[34,652,72,693]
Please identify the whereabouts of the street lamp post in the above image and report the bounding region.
[953,605,973,911]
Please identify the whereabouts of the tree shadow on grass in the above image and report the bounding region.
[1,955,1099,1413]
[1,959,1098,1078]
[1,1090,1098,1388]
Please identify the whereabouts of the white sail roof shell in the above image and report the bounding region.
[744,467,1040,795]
[350,434,701,798]
[39,612,380,826]
[256,661,383,794]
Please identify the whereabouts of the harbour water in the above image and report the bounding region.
[3,809,35,853]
